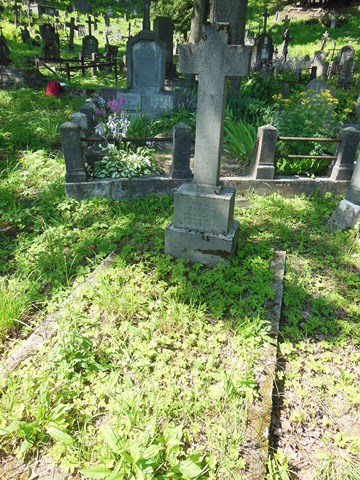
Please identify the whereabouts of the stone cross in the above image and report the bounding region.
[262,8,269,34]
[86,15,95,36]
[320,31,330,51]
[179,24,251,188]
[143,0,151,31]
[66,17,79,49]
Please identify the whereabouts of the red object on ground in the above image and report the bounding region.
[45,81,61,96]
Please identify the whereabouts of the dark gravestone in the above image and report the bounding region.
[338,45,354,88]
[21,26,31,44]
[126,30,166,93]
[74,0,91,15]
[40,23,60,59]
[252,33,274,67]
[153,16,175,78]
[0,33,10,65]
[82,35,98,58]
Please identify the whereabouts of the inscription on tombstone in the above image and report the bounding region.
[165,24,251,265]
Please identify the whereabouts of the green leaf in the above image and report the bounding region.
[178,458,203,478]
[46,426,74,445]
[102,426,121,454]
[80,466,113,479]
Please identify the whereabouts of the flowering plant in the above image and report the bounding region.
[94,96,130,140]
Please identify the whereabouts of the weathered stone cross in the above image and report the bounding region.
[179,24,251,188]
[143,0,151,31]
[66,17,79,49]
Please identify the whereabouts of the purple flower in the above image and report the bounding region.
[95,107,106,117]
[107,97,126,114]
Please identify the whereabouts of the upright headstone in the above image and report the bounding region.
[165,24,251,265]
[153,16,175,78]
[0,33,10,65]
[40,23,60,59]
[126,29,166,93]
[252,34,274,68]
[328,155,360,230]
[75,0,90,15]
[82,16,98,57]
[338,45,354,88]
[311,50,328,78]
[20,26,31,44]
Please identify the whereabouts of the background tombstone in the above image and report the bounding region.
[337,45,354,88]
[126,29,166,93]
[153,16,175,78]
[74,0,91,15]
[20,26,31,44]
[82,35,98,58]
[252,33,274,68]
[0,32,10,65]
[82,16,98,58]
[165,24,252,265]
[310,50,328,78]
[40,23,60,59]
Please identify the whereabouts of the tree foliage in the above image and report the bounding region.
[152,0,193,37]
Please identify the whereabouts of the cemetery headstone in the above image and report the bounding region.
[20,26,31,44]
[126,29,166,93]
[0,33,10,65]
[82,35,98,58]
[74,0,90,15]
[40,23,60,59]
[252,33,274,68]
[82,16,98,58]
[165,24,252,265]
[310,50,328,78]
[338,45,355,88]
[153,16,175,78]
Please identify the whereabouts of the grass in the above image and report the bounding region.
[0,2,359,477]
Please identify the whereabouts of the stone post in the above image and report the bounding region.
[171,123,193,179]
[331,127,360,181]
[252,125,277,179]
[60,122,87,183]
[80,104,95,134]
[346,156,360,205]
[327,157,360,230]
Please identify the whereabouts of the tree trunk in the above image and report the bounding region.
[210,0,248,94]
[189,0,209,44]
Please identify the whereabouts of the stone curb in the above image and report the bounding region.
[242,250,286,479]
[0,252,117,376]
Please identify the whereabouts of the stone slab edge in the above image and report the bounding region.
[242,250,286,480]
[0,252,118,376]
[65,177,349,201]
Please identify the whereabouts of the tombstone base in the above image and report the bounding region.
[165,221,239,266]
[327,199,360,231]
[173,183,236,235]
